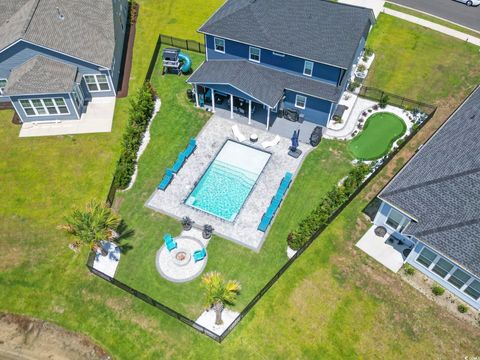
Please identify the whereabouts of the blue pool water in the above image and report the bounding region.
[185,141,270,222]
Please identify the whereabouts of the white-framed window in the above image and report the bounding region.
[0,79,7,94]
[416,247,480,301]
[249,47,261,63]
[295,94,306,109]
[303,61,314,77]
[84,74,110,92]
[214,37,225,53]
[19,98,70,117]
[385,207,407,231]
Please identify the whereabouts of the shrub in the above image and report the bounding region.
[365,47,374,57]
[372,104,379,111]
[403,264,415,276]
[458,304,468,313]
[287,164,370,250]
[114,82,156,189]
[379,95,389,109]
[431,284,445,296]
[357,64,366,73]
[348,80,360,92]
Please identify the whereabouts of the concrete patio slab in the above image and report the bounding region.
[356,225,411,272]
[146,115,312,252]
[19,97,116,137]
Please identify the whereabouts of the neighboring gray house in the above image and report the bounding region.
[372,86,480,310]
[0,0,128,123]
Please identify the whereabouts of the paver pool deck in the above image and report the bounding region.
[146,115,311,251]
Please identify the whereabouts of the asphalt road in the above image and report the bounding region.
[390,0,480,32]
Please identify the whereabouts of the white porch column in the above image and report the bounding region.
[248,100,252,124]
[194,84,199,107]
[211,89,216,113]
[230,94,234,119]
[266,106,270,130]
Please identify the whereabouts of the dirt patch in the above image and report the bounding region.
[400,270,480,327]
[0,313,112,360]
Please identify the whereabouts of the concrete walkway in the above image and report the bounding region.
[383,8,480,46]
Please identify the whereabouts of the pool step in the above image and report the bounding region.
[209,161,257,187]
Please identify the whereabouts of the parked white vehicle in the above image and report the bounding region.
[454,0,480,6]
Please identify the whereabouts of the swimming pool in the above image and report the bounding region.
[185,140,271,222]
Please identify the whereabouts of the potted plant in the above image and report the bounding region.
[181,216,194,231]
[203,224,214,239]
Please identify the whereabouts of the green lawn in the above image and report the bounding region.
[1,3,480,359]
[365,14,480,105]
[384,2,480,38]
[348,112,407,160]
[114,47,355,317]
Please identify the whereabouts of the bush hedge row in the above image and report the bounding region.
[287,163,371,251]
[114,82,156,189]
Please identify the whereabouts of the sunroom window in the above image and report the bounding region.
[465,280,480,300]
[18,98,70,116]
[447,268,471,289]
[385,208,405,231]
[416,247,437,268]
[84,74,110,92]
[432,258,453,278]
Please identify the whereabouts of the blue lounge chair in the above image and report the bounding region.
[158,169,174,190]
[184,138,197,158]
[278,172,293,194]
[258,213,273,232]
[193,248,207,262]
[163,234,177,251]
[171,152,186,173]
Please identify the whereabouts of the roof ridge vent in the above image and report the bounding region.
[56,6,65,21]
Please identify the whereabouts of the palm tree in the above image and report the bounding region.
[60,201,121,253]
[201,271,241,325]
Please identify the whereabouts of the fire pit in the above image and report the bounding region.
[172,248,191,266]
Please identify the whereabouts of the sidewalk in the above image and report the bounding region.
[383,8,480,46]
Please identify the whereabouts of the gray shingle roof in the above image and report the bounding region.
[199,0,374,69]
[4,55,77,95]
[187,60,342,107]
[379,87,480,277]
[0,0,115,68]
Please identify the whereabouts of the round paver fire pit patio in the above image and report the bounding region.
[156,236,207,283]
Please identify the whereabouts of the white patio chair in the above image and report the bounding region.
[232,124,247,142]
[261,135,281,149]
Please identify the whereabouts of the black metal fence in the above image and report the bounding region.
[159,34,205,54]
[358,86,436,114]
[90,33,439,342]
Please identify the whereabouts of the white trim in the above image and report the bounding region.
[19,39,110,70]
[295,94,306,109]
[199,31,348,70]
[83,74,111,92]
[204,34,209,61]
[19,97,71,117]
[214,37,225,54]
[272,52,285,57]
[249,46,261,63]
[211,89,215,113]
[68,93,80,119]
[379,198,419,222]
[303,60,314,77]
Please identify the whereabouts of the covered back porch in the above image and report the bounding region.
[192,84,321,143]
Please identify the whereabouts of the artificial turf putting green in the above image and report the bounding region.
[348,112,406,160]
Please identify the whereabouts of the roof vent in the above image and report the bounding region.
[56,7,65,21]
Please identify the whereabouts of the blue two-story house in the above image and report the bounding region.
[188,0,374,140]
[0,0,128,124]
[372,86,480,310]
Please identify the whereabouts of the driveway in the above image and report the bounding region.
[389,0,480,32]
